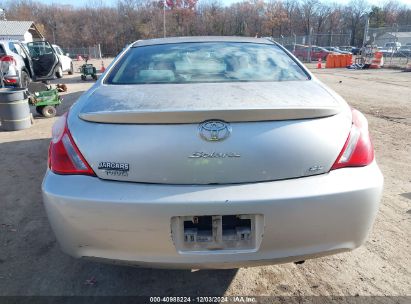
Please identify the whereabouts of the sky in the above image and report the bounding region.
[31,0,411,7]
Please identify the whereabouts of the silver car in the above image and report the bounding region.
[42,37,383,269]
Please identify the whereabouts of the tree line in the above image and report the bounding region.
[0,0,410,56]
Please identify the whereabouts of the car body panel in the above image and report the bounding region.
[42,161,383,269]
[69,75,352,184]
[69,111,351,184]
[0,41,26,72]
[52,44,72,72]
[78,80,342,122]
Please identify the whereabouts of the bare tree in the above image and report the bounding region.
[345,0,369,46]
[264,0,288,37]
[2,0,410,55]
[300,0,320,35]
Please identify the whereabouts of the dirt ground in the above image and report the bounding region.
[0,59,410,300]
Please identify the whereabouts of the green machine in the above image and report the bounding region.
[80,63,98,81]
[28,83,62,118]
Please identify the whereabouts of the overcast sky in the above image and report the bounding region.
[30,0,411,8]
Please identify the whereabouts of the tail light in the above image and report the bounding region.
[48,112,95,175]
[331,109,374,170]
[0,55,16,72]
[4,78,17,84]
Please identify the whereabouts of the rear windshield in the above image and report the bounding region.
[0,44,6,57]
[106,42,309,85]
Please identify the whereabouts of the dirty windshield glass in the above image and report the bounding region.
[106,42,309,84]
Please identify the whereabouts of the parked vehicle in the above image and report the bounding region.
[397,46,411,56]
[0,40,61,87]
[378,45,411,57]
[339,46,360,55]
[80,63,97,80]
[384,42,401,51]
[351,47,361,55]
[378,47,396,55]
[42,37,383,269]
[293,45,333,61]
[324,46,352,54]
[52,44,74,76]
[0,40,32,87]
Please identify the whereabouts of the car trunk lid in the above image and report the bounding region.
[79,81,341,123]
[70,80,351,184]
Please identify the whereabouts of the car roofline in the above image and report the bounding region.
[131,36,275,47]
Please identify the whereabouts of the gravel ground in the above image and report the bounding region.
[0,59,410,300]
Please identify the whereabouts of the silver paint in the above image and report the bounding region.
[42,162,383,269]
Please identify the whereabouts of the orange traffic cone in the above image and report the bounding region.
[317,58,322,69]
[100,61,106,73]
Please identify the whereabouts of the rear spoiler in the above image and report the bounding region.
[79,107,340,124]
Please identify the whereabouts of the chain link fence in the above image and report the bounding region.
[366,25,411,67]
[272,33,352,62]
[273,28,410,67]
[61,45,102,60]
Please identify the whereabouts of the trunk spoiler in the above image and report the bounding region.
[79,107,340,124]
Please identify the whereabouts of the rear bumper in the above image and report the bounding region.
[42,162,383,269]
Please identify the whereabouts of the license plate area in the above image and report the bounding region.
[171,214,263,252]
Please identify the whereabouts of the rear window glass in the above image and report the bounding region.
[8,42,18,54]
[0,44,6,57]
[106,42,308,85]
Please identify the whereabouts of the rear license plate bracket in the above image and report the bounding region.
[171,214,263,252]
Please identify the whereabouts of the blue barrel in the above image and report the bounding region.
[0,88,31,131]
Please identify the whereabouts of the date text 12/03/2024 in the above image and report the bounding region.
[149,296,257,303]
